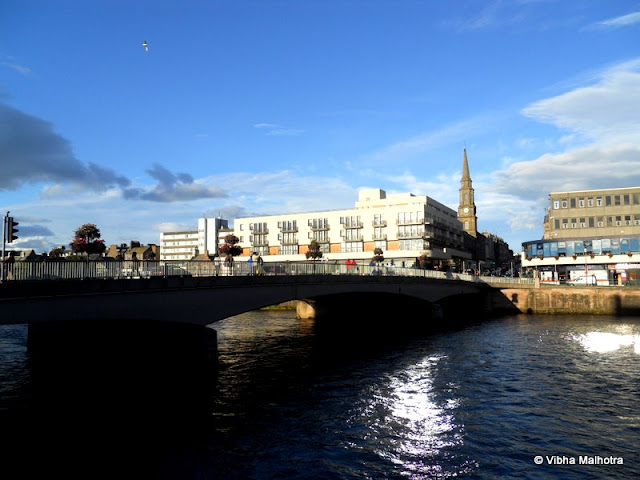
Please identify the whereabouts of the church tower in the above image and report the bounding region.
[458,148,477,237]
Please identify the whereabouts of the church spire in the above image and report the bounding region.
[462,148,471,181]
[458,148,477,237]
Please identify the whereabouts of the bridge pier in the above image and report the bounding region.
[296,300,317,319]
[26,320,218,418]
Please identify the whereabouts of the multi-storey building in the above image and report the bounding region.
[231,187,470,267]
[545,187,640,239]
[160,217,228,261]
[522,186,640,284]
[158,150,511,270]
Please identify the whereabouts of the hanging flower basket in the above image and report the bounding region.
[627,252,633,257]
[572,255,577,260]
[607,252,613,258]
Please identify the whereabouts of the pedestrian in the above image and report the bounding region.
[248,253,254,275]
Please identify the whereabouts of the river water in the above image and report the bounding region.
[1,311,640,479]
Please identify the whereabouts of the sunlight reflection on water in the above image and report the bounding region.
[571,330,640,354]
[355,354,471,477]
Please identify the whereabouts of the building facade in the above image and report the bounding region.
[159,217,229,261]
[522,186,640,284]
[157,150,512,270]
[230,187,470,266]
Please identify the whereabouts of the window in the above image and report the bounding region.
[341,241,363,253]
[561,200,568,208]
[570,198,576,208]
[588,198,593,207]
[578,199,584,207]
[553,200,560,209]
[596,197,602,206]
[374,240,387,250]
[606,196,612,206]
[278,245,298,255]
[614,195,621,206]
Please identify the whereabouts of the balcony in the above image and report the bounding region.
[249,227,269,234]
[342,221,363,229]
[372,233,387,240]
[396,217,424,226]
[397,231,426,239]
[310,224,330,231]
[341,234,363,241]
[279,227,298,233]
[372,220,387,227]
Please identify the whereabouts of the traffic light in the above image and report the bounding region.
[6,216,18,243]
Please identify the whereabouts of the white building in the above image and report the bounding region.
[229,188,470,266]
[160,217,229,261]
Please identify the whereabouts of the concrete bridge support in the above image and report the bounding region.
[26,320,219,424]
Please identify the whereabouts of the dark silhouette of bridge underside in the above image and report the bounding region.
[1,274,489,326]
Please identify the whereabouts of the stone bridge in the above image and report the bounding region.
[0,273,494,326]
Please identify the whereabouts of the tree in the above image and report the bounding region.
[49,245,66,258]
[219,234,242,262]
[372,247,384,264]
[305,240,323,261]
[70,223,106,255]
[417,253,431,269]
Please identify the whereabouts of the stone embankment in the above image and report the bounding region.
[489,286,640,316]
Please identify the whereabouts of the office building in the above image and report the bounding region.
[522,186,640,284]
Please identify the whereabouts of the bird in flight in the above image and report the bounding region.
[143,40,149,51]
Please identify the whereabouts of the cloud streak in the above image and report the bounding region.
[591,11,640,29]
[521,59,640,145]
[253,122,305,136]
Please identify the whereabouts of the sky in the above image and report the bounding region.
[1,0,640,254]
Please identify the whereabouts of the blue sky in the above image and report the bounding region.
[2,0,639,253]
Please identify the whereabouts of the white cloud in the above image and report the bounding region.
[366,116,491,164]
[253,122,305,136]
[1,62,31,76]
[521,59,640,145]
[493,144,640,201]
[591,11,640,29]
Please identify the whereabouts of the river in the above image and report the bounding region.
[1,311,639,479]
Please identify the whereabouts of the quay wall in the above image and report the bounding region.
[488,286,640,316]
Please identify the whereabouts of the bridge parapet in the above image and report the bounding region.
[1,259,534,286]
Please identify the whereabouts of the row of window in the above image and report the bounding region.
[552,192,640,209]
[524,237,640,258]
[554,215,640,229]
[236,239,434,256]
[240,210,462,233]
[247,227,434,244]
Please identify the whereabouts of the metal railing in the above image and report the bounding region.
[0,259,535,286]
